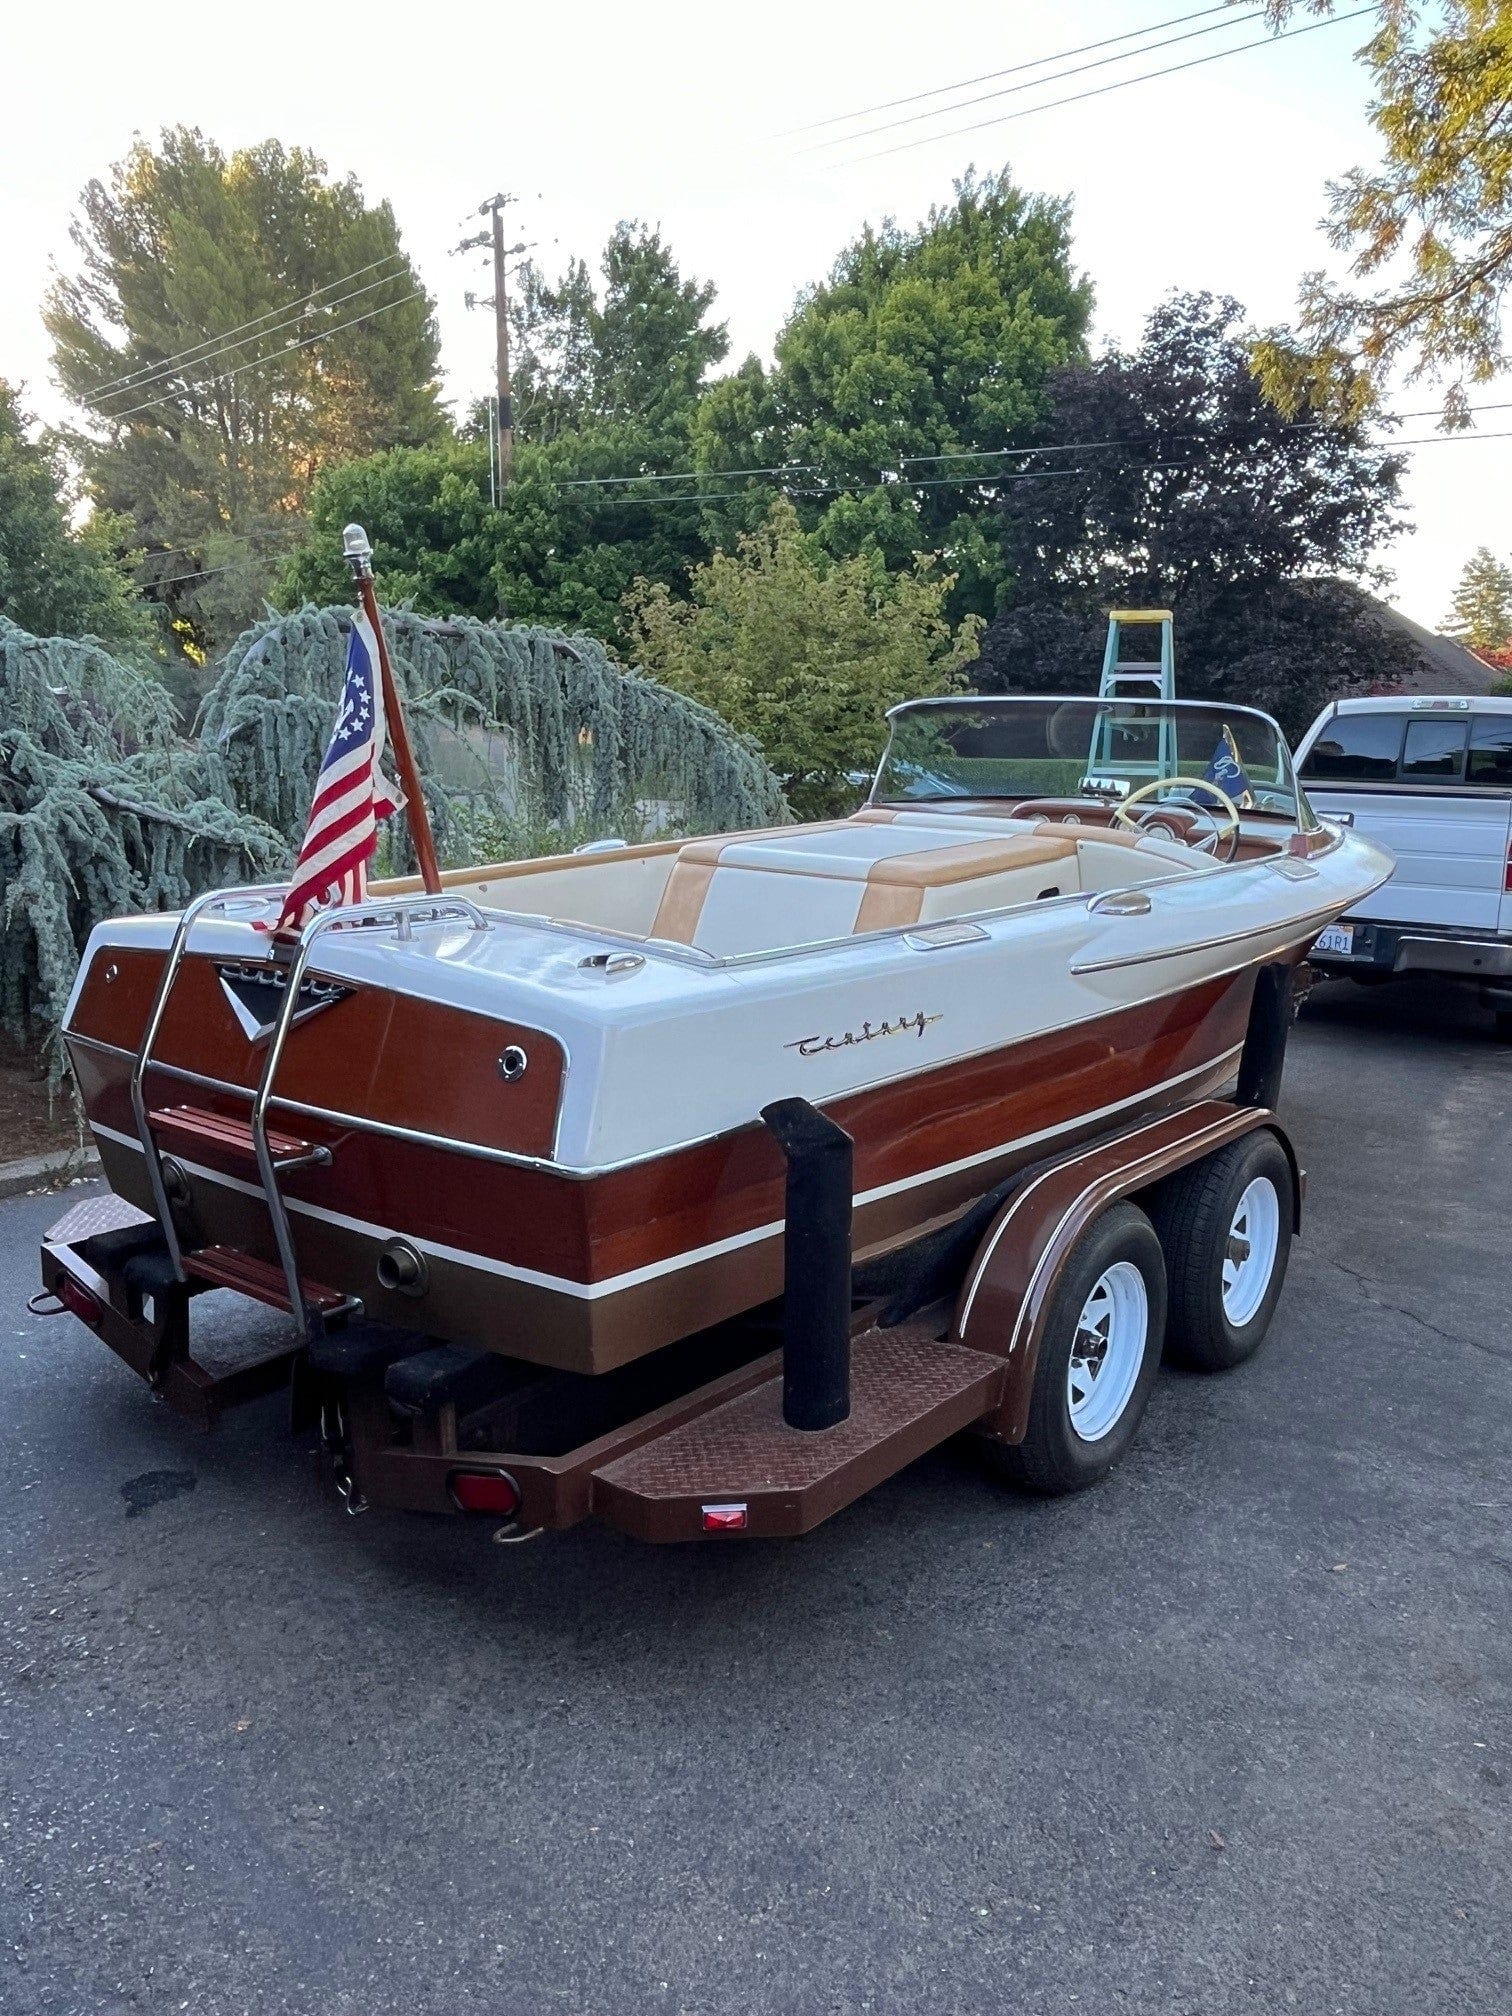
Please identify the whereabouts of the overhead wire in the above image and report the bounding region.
[101,287,428,425]
[786,2,1241,135]
[121,404,1512,593]
[893,399,1512,465]
[838,8,1375,165]
[86,252,407,398]
[899,428,1512,492]
[89,267,417,412]
[130,423,1512,596]
[558,461,825,488]
[802,7,1266,154]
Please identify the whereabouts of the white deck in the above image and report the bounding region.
[70,811,1394,1173]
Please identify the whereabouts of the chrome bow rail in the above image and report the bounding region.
[130,888,492,1338]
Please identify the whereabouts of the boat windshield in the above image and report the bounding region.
[873,697,1311,825]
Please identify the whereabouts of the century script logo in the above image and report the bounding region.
[785,1010,943,1059]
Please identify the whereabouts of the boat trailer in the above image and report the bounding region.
[37,1009,1303,1544]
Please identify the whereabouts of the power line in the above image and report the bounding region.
[86,253,406,398]
[102,287,427,425]
[840,7,1374,165]
[803,7,1265,153]
[902,427,1512,492]
[90,266,414,412]
[580,413,1512,503]
[137,559,274,592]
[786,2,1239,135]
[559,461,826,489]
[895,399,1512,472]
[125,404,1512,591]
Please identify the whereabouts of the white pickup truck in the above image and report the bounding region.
[1293,694,1512,1033]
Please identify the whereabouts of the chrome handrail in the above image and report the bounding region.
[252,894,492,1334]
[128,884,290,1282]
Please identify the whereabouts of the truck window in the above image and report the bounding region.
[1401,717,1468,781]
[1301,712,1406,781]
[1467,714,1512,787]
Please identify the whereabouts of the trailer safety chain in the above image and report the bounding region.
[319,1399,369,1516]
[491,1522,545,1546]
[26,1291,66,1317]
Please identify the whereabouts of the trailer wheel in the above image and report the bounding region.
[987,1201,1166,1496]
[1148,1132,1294,1373]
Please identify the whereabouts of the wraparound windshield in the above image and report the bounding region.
[873,698,1312,825]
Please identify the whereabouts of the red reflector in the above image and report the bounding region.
[58,1277,104,1329]
[701,1502,748,1532]
[448,1469,521,1516]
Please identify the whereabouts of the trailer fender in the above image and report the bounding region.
[954,1100,1300,1445]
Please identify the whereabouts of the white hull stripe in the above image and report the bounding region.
[89,1043,1242,1303]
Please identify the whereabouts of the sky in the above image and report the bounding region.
[6,0,1510,633]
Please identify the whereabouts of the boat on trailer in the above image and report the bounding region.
[39,684,1393,1541]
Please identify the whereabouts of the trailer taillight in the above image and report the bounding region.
[701,1502,749,1532]
[448,1469,521,1516]
[58,1277,104,1329]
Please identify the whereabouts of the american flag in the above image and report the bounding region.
[273,607,403,936]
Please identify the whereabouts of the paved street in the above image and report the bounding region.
[1,977,1508,2016]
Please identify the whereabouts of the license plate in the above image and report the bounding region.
[1314,923,1355,957]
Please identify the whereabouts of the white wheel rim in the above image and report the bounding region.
[1222,1176,1281,1327]
[1067,1260,1149,1443]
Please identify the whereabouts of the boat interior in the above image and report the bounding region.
[382,807,1227,961]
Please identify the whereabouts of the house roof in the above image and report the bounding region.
[1359,594,1499,695]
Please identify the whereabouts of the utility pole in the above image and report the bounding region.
[455,192,533,493]
[486,192,515,482]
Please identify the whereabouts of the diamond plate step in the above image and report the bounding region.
[591,1326,1007,1542]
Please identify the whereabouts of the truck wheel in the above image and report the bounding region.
[987,1201,1166,1496]
[1148,1132,1294,1373]
[1493,1009,1512,1044]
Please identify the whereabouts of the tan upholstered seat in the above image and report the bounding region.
[853,835,1078,931]
[650,826,1085,951]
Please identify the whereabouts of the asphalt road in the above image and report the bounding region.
[1,976,1508,2016]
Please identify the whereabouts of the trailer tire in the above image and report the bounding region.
[1148,1132,1294,1373]
[987,1201,1166,1496]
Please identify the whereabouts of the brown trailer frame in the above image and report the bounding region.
[36,1095,1299,1545]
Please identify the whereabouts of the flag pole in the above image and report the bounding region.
[342,523,442,896]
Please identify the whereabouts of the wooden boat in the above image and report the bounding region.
[58,693,1393,1384]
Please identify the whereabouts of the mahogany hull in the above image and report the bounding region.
[67,953,1264,1373]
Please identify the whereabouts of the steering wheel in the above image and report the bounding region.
[1112,775,1242,862]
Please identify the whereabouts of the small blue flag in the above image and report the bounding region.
[1196,726,1251,808]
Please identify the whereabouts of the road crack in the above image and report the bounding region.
[1310,1251,1510,1362]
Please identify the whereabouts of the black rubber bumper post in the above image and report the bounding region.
[760,1098,855,1431]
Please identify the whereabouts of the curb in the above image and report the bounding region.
[0,1146,101,1203]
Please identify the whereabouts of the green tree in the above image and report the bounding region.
[46,127,443,653]
[1255,3,1512,415]
[281,220,730,640]
[0,381,149,651]
[276,418,713,644]
[1444,544,1512,647]
[510,222,728,440]
[623,497,982,817]
[509,256,598,444]
[693,168,1092,618]
[977,292,1412,738]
